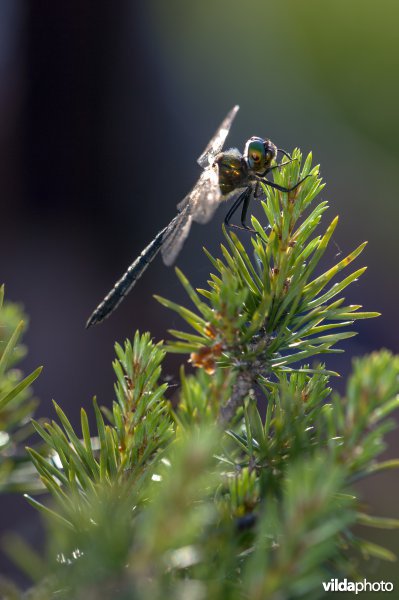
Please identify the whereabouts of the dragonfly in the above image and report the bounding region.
[86,105,309,328]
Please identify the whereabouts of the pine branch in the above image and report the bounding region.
[25,332,174,526]
[4,149,397,600]
[156,151,378,389]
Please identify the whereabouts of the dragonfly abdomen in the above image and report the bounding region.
[86,225,168,328]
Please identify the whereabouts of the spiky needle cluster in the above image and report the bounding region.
[1,151,398,600]
[157,150,377,416]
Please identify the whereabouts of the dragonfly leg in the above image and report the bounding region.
[224,189,247,226]
[240,190,252,229]
[256,158,296,178]
[277,147,292,160]
[257,174,312,193]
[267,159,295,172]
[224,188,255,233]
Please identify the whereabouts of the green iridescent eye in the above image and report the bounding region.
[246,139,266,169]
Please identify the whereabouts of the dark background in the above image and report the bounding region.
[1,0,398,593]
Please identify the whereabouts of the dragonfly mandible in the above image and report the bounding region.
[86,105,308,328]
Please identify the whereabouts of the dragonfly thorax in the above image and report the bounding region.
[213,149,249,196]
[87,105,310,328]
[244,136,277,174]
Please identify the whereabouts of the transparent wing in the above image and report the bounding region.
[188,167,222,224]
[161,203,193,267]
[177,167,221,222]
[162,106,239,266]
[162,168,222,266]
[197,105,239,168]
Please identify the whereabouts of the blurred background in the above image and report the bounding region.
[0,0,398,593]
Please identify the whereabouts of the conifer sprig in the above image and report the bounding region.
[156,150,378,378]
[15,347,399,600]
[26,332,174,524]
[3,146,397,600]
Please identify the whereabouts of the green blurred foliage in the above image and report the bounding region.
[285,0,399,156]
[0,287,42,493]
[146,0,399,157]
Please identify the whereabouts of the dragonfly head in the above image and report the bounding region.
[245,137,277,173]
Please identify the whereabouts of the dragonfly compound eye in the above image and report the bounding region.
[246,137,267,170]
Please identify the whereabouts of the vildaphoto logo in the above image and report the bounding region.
[322,579,394,594]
